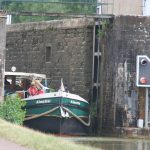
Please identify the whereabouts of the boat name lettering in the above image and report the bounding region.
[36,99,51,104]
[70,100,80,105]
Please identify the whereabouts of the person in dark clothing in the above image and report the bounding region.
[4,77,11,95]
[5,77,10,85]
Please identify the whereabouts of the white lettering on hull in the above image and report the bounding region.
[70,100,80,105]
[36,99,51,104]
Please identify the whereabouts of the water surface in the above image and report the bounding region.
[67,137,150,150]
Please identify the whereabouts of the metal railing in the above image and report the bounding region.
[0,0,113,23]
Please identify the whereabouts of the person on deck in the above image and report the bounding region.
[28,80,44,96]
[5,77,10,86]
[28,81,38,96]
[34,80,44,94]
[4,77,11,95]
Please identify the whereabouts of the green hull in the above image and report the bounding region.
[25,96,89,118]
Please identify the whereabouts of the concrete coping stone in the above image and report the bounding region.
[7,18,95,32]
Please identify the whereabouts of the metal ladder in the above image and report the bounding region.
[92,20,101,107]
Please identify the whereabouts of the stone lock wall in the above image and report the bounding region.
[6,18,94,100]
[100,16,150,133]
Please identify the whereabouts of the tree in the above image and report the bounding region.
[2,0,97,23]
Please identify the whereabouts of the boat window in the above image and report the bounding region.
[46,46,51,62]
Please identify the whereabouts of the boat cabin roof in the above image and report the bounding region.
[5,72,46,80]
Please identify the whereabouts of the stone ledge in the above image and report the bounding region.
[115,127,150,137]
[7,18,94,32]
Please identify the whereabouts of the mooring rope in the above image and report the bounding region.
[62,107,91,126]
[24,106,60,121]
[25,106,91,127]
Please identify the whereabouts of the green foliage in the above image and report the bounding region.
[0,95,26,125]
[1,0,97,23]
[98,20,111,38]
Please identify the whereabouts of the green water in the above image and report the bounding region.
[67,137,150,150]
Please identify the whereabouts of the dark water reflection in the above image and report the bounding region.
[68,137,150,150]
